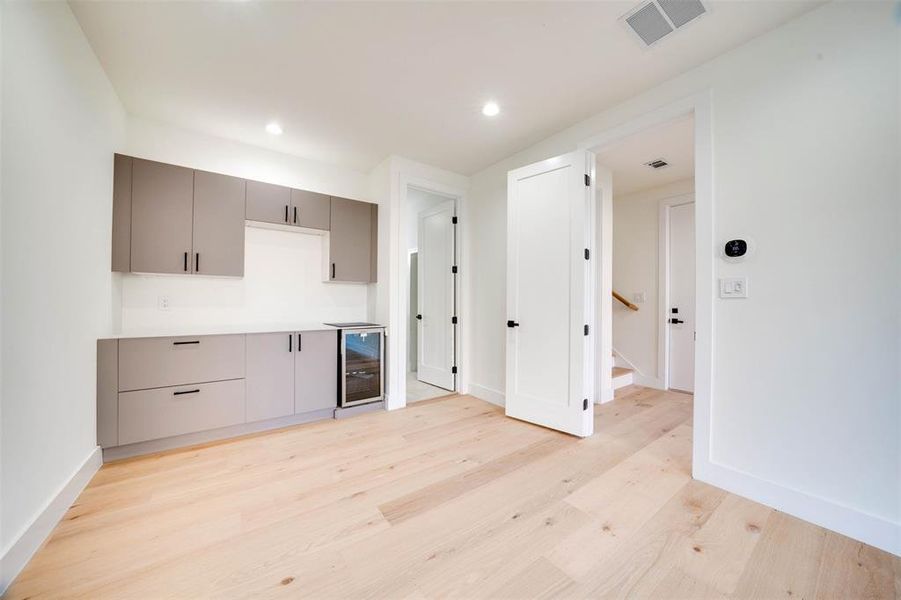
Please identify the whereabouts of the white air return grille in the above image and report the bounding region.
[625,2,674,46]
[623,0,707,47]
[657,0,706,28]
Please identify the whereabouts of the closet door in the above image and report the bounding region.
[193,170,246,277]
[130,158,194,274]
[246,180,291,225]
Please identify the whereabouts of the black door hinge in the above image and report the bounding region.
[451,265,458,274]
[452,366,458,374]
[584,324,589,336]
[451,316,458,324]
[584,174,591,187]
[583,398,589,410]
[584,248,590,260]
[452,216,458,225]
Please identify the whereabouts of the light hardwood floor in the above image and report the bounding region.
[7,387,899,599]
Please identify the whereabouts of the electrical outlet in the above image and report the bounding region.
[158,296,170,311]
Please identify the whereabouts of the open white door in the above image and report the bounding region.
[416,199,456,390]
[667,201,695,392]
[506,151,594,437]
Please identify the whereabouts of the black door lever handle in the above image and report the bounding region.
[416,314,422,320]
[507,320,520,328]
[669,318,684,324]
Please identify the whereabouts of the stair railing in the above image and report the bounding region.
[612,290,639,311]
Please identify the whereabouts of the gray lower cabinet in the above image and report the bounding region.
[193,170,246,277]
[246,180,292,225]
[130,158,195,274]
[119,379,245,445]
[329,196,375,283]
[295,330,338,413]
[118,334,245,392]
[246,332,295,422]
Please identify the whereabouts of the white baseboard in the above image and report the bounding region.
[694,458,900,557]
[468,382,505,407]
[633,374,664,389]
[0,446,102,594]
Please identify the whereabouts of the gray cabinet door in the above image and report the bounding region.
[329,197,372,282]
[246,332,295,423]
[193,170,246,277]
[291,189,330,230]
[112,154,132,272]
[130,158,195,274]
[246,180,291,225]
[295,330,338,413]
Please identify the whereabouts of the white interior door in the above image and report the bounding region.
[417,199,456,390]
[668,202,695,392]
[506,151,594,437]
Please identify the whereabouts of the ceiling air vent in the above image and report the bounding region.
[646,159,669,169]
[623,0,707,47]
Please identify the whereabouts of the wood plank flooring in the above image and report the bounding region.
[7,386,899,599]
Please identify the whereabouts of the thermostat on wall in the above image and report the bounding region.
[721,237,754,262]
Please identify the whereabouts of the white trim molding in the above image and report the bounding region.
[0,446,102,594]
[468,382,505,407]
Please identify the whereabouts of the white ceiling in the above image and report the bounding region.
[70,1,821,175]
[596,115,694,196]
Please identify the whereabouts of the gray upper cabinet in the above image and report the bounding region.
[246,180,291,225]
[111,155,132,272]
[193,171,246,277]
[246,332,295,423]
[295,330,338,413]
[291,189,330,230]
[329,197,374,283]
[130,158,194,274]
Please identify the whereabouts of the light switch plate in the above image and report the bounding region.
[633,292,646,304]
[719,277,748,298]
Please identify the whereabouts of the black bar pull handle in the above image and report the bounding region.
[173,340,200,345]
[289,334,292,352]
[294,206,298,224]
[195,252,199,273]
[297,333,302,351]
[173,389,200,396]
[331,263,336,279]
[184,251,188,272]
[507,320,519,328]
[285,205,289,223]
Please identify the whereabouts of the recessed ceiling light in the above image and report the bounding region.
[265,122,283,135]
[482,102,500,117]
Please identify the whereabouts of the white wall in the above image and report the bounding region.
[612,179,694,383]
[119,117,373,333]
[1,0,126,576]
[466,1,899,552]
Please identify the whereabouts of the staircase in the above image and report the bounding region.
[612,366,633,389]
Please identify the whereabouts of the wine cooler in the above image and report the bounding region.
[336,327,384,407]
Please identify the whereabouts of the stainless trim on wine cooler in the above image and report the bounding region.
[339,327,385,407]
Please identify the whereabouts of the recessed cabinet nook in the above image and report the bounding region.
[111,154,378,283]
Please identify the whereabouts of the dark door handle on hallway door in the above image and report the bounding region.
[507,320,520,328]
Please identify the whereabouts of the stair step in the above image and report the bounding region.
[612,367,634,390]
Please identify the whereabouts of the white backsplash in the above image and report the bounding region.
[120,226,370,331]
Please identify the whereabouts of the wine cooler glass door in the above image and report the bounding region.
[342,329,384,406]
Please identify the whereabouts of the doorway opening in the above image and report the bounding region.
[593,114,696,398]
[405,187,458,404]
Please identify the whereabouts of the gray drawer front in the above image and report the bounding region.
[119,379,245,445]
[118,334,245,391]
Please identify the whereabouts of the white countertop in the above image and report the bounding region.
[101,322,385,340]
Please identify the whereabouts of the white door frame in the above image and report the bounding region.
[658,196,696,391]
[578,91,713,476]
[396,177,466,407]
[657,194,696,390]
